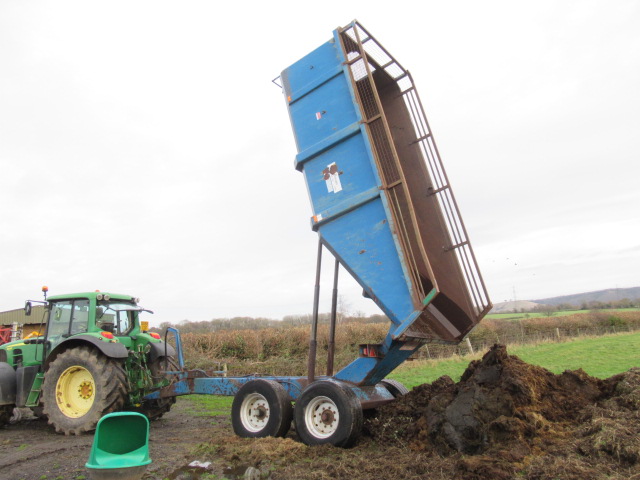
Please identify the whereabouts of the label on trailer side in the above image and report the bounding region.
[323,162,342,193]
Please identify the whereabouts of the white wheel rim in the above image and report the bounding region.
[240,393,270,433]
[304,395,339,439]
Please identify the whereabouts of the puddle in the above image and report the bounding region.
[223,465,260,479]
[167,463,260,480]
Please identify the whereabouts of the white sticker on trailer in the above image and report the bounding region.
[330,172,342,193]
[323,162,342,193]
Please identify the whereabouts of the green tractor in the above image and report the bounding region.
[0,288,179,435]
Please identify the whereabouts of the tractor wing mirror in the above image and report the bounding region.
[25,301,32,316]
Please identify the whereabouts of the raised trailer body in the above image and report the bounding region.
[280,22,491,384]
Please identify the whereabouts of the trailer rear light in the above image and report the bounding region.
[149,332,161,339]
[359,344,383,358]
[101,331,114,339]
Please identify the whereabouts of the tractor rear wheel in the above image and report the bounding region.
[42,346,127,435]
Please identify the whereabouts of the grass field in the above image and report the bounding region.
[485,307,640,320]
[181,392,233,415]
[388,331,640,388]
[182,331,640,413]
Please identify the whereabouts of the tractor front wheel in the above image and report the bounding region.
[42,346,127,435]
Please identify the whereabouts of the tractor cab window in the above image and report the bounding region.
[96,302,137,336]
[47,299,90,349]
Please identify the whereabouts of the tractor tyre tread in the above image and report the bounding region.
[42,346,127,435]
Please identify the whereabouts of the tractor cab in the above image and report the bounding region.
[20,291,154,361]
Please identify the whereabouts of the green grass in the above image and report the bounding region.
[179,394,233,416]
[485,307,640,321]
[510,333,640,378]
[389,331,640,388]
[486,310,586,320]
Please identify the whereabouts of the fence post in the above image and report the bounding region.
[424,344,432,359]
[555,328,560,341]
[465,337,474,355]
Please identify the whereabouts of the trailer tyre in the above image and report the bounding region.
[380,379,409,398]
[232,379,293,438]
[42,346,127,435]
[294,379,363,447]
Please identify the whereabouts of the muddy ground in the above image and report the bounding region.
[0,397,229,480]
[1,345,639,480]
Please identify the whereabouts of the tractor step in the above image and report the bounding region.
[26,372,44,407]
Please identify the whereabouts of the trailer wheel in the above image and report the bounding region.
[42,346,127,435]
[294,379,363,447]
[232,379,293,438]
[380,379,409,398]
[137,356,179,420]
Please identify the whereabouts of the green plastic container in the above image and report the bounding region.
[85,412,151,480]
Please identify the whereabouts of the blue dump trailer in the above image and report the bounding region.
[148,20,491,448]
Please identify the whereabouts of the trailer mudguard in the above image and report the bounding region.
[148,342,176,362]
[0,362,16,405]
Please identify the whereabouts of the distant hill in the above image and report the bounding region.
[489,287,640,314]
[490,300,544,314]
[532,287,640,307]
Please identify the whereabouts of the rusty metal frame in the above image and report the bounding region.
[337,21,491,318]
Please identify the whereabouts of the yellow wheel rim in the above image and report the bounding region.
[55,366,95,418]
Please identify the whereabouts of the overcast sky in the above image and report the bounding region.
[1,1,638,326]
